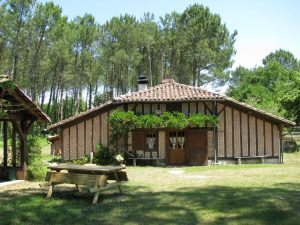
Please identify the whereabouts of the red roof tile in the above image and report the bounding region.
[114,79,223,102]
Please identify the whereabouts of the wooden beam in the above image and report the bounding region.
[271,124,274,156]
[25,120,36,133]
[11,92,40,121]
[263,121,266,156]
[224,106,227,158]
[217,105,226,116]
[84,121,87,157]
[255,117,258,156]
[232,109,235,157]
[247,114,250,156]
[11,120,25,139]
[76,124,79,158]
[240,111,243,156]
[60,129,64,159]
[12,124,17,167]
[279,125,283,163]
[21,120,28,167]
[99,115,102,145]
[68,127,71,161]
[203,102,213,114]
[3,121,8,167]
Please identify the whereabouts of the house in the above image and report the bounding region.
[47,76,295,165]
[0,75,50,180]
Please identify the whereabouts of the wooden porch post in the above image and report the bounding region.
[12,123,17,167]
[3,121,8,167]
[213,100,218,164]
[279,124,284,164]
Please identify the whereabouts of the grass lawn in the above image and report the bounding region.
[1,153,300,225]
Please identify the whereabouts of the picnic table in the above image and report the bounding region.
[45,164,128,204]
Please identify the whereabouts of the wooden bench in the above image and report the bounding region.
[44,165,128,204]
[235,156,266,165]
[129,158,163,166]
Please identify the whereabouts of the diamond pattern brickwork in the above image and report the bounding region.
[136,104,142,114]
[273,125,280,156]
[217,105,225,157]
[182,103,189,116]
[265,122,272,156]
[69,125,77,159]
[77,122,85,157]
[128,132,132,151]
[257,119,264,156]
[144,104,150,114]
[249,116,256,156]
[198,102,205,114]
[158,131,165,159]
[85,119,93,155]
[93,116,100,150]
[241,112,249,156]
[101,112,108,146]
[160,104,166,113]
[207,130,214,158]
[225,107,233,157]
[190,103,196,115]
[63,128,69,160]
[233,109,241,157]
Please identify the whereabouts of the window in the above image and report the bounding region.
[169,131,185,150]
[146,132,157,150]
[132,131,158,152]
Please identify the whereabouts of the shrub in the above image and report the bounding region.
[73,155,90,165]
[27,160,47,181]
[283,140,299,152]
[27,135,43,165]
[93,144,114,165]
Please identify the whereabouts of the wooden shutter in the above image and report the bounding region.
[132,131,145,151]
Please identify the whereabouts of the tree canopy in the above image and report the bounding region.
[227,49,300,124]
[0,1,237,125]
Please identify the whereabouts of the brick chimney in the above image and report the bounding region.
[137,74,148,91]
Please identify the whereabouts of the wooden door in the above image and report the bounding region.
[187,129,208,166]
[167,131,186,165]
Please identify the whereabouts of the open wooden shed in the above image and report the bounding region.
[0,75,50,180]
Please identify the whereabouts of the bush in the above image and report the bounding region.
[283,140,299,152]
[27,160,47,181]
[73,155,90,165]
[48,156,63,163]
[27,135,43,165]
[93,144,115,165]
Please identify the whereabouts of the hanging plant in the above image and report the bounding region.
[187,114,219,127]
[109,110,219,149]
[161,112,187,129]
[138,114,163,129]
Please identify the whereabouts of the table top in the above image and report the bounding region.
[47,164,126,173]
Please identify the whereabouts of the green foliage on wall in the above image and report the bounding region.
[109,110,219,148]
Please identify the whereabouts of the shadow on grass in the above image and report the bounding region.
[0,183,300,225]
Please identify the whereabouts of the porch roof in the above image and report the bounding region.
[0,75,50,122]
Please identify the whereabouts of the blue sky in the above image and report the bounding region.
[40,0,300,69]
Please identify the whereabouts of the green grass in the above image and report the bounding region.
[1,153,300,225]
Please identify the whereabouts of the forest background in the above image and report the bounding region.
[0,0,299,128]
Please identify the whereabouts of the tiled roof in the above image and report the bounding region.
[47,79,295,129]
[0,75,50,122]
[47,101,113,130]
[224,97,295,126]
[114,79,223,102]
